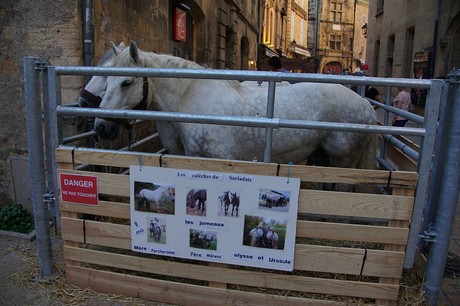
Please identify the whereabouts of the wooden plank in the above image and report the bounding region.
[85,220,131,249]
[56,146,161,168]
[386,145,417,172]
[57,170,414,219]
[298,189,414,220]
[64,247,400,300]
[60,200,130,219]
[61,217,85,243]
[56,147,418,188]
[66,265,346,306]
[377,187,414,305]
[297,220,409,245]
[65,220,403,278]
[294,245,404,278]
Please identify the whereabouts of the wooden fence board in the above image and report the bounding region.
[60,200,130,219]
[297,220,409,245]
[56,147,418,188]
[64,247,400,300]
[66,265,346,306]
[62,219,403,278]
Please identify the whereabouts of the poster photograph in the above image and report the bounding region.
[130,166,300,271]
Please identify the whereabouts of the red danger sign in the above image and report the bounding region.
[60,173,99,205]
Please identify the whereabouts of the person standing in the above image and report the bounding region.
[365,85,383,103]
[392,87,412,126]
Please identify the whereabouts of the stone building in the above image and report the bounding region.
[259,0,313,72]
[366,0,460,79]
[317,0,369,74]
[0,0,261,210]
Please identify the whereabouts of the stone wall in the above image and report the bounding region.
[0,0,82,209]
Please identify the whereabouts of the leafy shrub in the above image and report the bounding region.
[0,203,35,233]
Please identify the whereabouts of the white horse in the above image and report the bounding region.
[138,186,175,211]
[249,222,266,247]
[77,42,126,109]
[265,225,279,249]
[95,42,376,168]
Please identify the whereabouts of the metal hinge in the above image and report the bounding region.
[43,191,55,204]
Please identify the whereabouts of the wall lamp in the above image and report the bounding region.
[361,23,368,38]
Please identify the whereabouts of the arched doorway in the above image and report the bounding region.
[322,61,343,74]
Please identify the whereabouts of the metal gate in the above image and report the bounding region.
[24,57,460,303]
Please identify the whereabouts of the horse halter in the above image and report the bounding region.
[79,89,102,108]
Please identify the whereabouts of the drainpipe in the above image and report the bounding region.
[428,0,441,78]
[423,70,460,305]
[83,0,94,85]
[82,0,95,147]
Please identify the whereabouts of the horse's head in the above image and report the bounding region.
[78,42,126,108]
[94,41,152,140]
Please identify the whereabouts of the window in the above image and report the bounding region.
[330,34,342,50]
[374,40,380,76]
[404,28,415,78]
[376,0,384,15]
[386,35,395,77]
[330,0,343,22]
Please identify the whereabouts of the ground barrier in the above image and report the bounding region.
[57,145,417,305]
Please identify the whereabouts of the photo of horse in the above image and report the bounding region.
[186,188,207,217]
[146,217,166,244]
[189,229,218,250]
[134,181,175,215]
[243,215,287,250]
[217,189,240,217]
[258,189,291,212]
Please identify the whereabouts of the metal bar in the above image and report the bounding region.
[56,106,425,136]
[54,66,432,88]
[420,80,450,250]
[371,100,424,125]
[46,67,62,228]
[63,130,97,144]
[404,80,444,268]
[424,74,460,305]
[381,134,419,161]
[24,57,55,277]
[264,81,276,162]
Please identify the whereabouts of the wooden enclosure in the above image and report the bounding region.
[57,145,418,305]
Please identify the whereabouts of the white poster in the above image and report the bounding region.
[130,165,300,271]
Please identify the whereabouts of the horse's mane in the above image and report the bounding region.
[113,47,205,70]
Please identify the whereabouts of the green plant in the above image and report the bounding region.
[0,203,35,234]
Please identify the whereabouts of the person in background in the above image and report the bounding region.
[268,56,288,72]
[392,87,412,127]
[365,85,383,103]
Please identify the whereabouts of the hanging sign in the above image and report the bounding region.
[174,7,187,42]
[130,166,300,271]
[60,173,99,206]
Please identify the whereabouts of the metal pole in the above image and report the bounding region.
[264,81,276,162]
[404,80,443,267]
[423,72,460,304]
[24,57,55,277]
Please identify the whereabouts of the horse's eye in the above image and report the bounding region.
[121,80,133,88]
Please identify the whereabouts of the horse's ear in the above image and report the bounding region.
[129,41,140,64]
[111,41,124,55]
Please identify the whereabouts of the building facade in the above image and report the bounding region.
[317,0,369,74]
[0,0,262,210]
[93,0,261,70]
[366,0,460,79]
[259,0,313,72]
